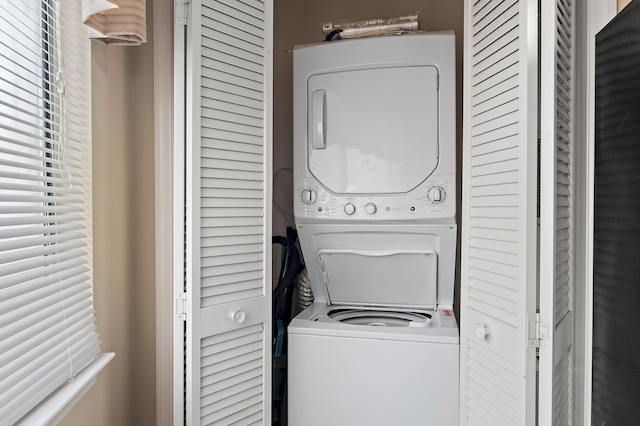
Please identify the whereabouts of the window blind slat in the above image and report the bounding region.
[0,315,95,381]
[0,288,90,341]
[0,298,93,360]
[0,214,85,228]
[0,281,91,331]
[0,333,100,425]
[0,230,84,252]
[0,222,81,240]
[0,245,86,277]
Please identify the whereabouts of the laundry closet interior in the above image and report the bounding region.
[174,0,616,424]
[270,2,463,425]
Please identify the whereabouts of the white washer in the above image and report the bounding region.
[289,33,458,426]
[288,305,458,425]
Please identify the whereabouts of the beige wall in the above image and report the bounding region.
[60,44,134,426]
[60,1,157,424]
[130,0,157,422]
[618,0,632,12]
[273,0,464,307]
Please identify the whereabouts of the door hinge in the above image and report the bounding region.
[528,313,548,348]
[175,0,190,26]
[176,293,188,321]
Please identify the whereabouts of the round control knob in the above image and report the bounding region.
[300,189,317,205]
[364,203,377,215]
[344,203,356,215]
[427,186,446,204]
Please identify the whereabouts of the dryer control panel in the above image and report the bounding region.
[294,172,455,222]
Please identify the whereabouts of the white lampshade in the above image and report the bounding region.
[82,0,146,45]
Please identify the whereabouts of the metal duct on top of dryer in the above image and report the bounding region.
[293,32,456,224]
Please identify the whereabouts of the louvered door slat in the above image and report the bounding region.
[202,270,262,288]
[202,198,263,209]
[470,96,518,127]
[462,0,538,424]
[202,16,263,48]
[473,0,516,32]
[473,25,519,68]
[202,149,263,164]
[201,105,264,127]
[202,101,262,123]
[201,86,263,112]
[201,116,264,137]
[202,24,264,58]
[201,252,263,268]
[201,66,264,96]
[553,347,572,425]
[201,361,261,389]
[466,340,519,424]
[201,226,263,238]
[205,1,263,33]
[197,324,265,425]
[201,216,263,229]
[202,279,263,299]
[217,0,264,19]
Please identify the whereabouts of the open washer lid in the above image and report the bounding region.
[317,249,437,310]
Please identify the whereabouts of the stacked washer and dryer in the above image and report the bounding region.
[288,32,458,425]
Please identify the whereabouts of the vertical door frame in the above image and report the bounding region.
[172,2,187,424]
[183,0,200,421]
[153,0,177,424]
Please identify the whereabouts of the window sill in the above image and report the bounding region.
[18,352,115,426]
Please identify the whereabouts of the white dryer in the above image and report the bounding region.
[288,33,458,426]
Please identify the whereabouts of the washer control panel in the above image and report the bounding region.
[295,174,455,221]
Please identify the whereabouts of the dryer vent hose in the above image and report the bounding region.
[296,268,314,311]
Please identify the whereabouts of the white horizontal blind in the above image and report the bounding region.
[0,0,100,424]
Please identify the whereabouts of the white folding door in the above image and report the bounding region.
[461,0,538,423]
[176,0,273,424]
[539,0,576,424]
[461,0,579,424]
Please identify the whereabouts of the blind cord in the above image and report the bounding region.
[53,0,75,381]
[54,0,73,192]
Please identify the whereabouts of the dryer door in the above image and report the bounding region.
[307,66,439,195]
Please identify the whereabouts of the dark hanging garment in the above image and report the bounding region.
[593,3,640,424]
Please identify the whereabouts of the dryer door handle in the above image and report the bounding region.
[311,89,326,149]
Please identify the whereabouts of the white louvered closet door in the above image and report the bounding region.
[183,0,273,424]
[460,0,538,425]
[539,0,575,424]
